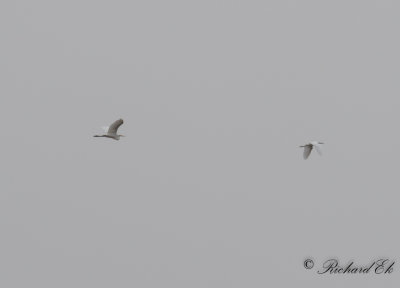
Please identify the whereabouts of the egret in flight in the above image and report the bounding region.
[94,118,125,140]
[300,141,323,159]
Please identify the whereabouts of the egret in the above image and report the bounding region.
[300,141,324,159]
[94,119,125,140]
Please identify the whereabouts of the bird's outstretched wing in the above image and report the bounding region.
[313,144,323,156]
[303,145,312,159]
[107,119,124,135]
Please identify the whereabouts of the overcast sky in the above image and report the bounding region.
[1,1,399,287]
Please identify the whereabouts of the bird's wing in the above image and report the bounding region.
[314,143,323,156]
[107,119,124,135]
[303,145,312,159]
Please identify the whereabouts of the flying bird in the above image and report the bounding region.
[299,141,323,159]
[94,119,125,140]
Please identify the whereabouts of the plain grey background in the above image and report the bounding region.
[1,0,399,287]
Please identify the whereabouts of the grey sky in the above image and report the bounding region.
[1,1,399,287]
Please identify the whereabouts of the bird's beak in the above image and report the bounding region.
[120,135,125,137]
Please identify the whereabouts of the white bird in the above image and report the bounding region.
[299,141,324,159]
[94,119,125,140]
